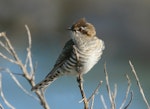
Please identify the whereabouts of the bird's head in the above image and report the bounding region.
[68,18,96,39]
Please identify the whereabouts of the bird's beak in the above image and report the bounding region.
[67,27,72,31]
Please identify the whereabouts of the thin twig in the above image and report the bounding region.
[88,81,103,109]
[104,63,115,109]
[4,68,38,101]
[100,95,107,109]
[25,25,34,77]
[113,84,117,105]
[0,40,12,54]
[0,74,15,109]
[90,95,95,109]
[129,60,150,109]
[88,81,103,102]
[119,74,131,109]
[0,53,18,64]
[124,91,133,109]
[1,33,20,63]
[0,104,4,109]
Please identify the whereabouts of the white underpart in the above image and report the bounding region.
[82,39,104,74]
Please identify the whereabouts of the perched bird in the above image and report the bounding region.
[31,18,105,91]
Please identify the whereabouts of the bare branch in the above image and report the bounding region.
[113,84,117,104]
[34,90,50,109]
[0,74,15,109]
[129,60,150,109]
[104,63,116,109]
[88,80,103,102]
[4,68,38,101]
[119,74,131,109]
[88,81,103,109]
[1,32,19,62]
[0,28,50,109]
[100,95,107,109]
[77,74,89,109]
[25,25,34,77]
[0,40,12,54]
[124,91,133,109]
[0,104,4,109]
[0,53,18,64]
[0,32,30,79]
[90,95,95,109]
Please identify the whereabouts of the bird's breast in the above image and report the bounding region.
[77,39,104,74]
[79,49,101,74]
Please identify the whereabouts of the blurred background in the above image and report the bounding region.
[0,0,150,109]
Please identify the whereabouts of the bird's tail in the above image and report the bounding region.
[31,69,62,91]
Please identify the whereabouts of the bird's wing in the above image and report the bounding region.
[31,39,75,91]
[54,39,74,67]
[45,39,74,77]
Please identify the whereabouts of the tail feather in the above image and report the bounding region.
[31,78,53,91]
[31,71,60,91]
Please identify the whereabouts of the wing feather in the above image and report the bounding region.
[45,39,74,77]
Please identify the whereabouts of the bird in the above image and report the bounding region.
[31,18,105,91]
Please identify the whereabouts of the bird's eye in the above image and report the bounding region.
[78,27,85,32]
[78,27,82,31]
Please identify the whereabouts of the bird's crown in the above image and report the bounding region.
[68,18,96,37]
